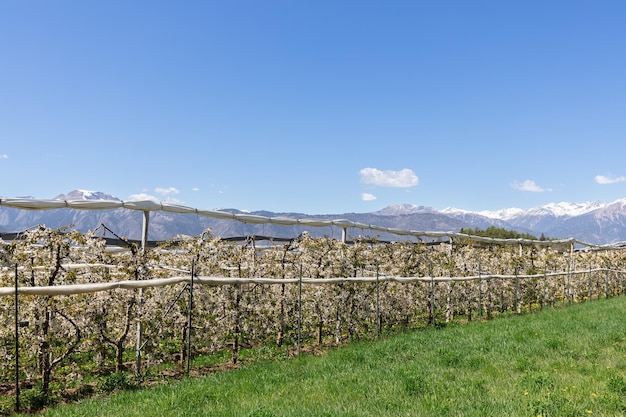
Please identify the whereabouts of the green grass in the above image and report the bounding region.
[24,298,626,416]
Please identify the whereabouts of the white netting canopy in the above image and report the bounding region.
[0,197,600,247]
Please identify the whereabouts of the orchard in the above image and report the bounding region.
[1,225,624,413]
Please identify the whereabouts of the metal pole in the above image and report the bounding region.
[14,263,20,413]
[135,210,150,377]
[429,261,435,326]
[567,259,572,305]
[605,261,610,299]
[297,263,302,357]
[542,265,547,310]
[186,260,195,377]
[568,243,573,305]
[587,262,588,301]
[514,266,519,314]
[375,263,380,338]
[478,261,482,319]
[141,210,150,250]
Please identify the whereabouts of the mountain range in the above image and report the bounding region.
[2,190,626,245]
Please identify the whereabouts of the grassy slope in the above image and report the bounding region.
[34,298,626,417]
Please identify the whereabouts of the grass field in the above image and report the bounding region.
[21,297,626,416]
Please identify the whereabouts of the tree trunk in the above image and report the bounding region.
[232,288,241,365]
[37,308,51,395]
[276,284,286,347]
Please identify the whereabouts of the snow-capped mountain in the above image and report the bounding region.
[475,201,604,221]
[54,190,120,201]
[374,204,435,216]
[442,199,626,244]
[3,190,626,244]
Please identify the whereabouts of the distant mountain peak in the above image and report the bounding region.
[54,190,120,201]
[375,204,434,216]
[534,201,603,217]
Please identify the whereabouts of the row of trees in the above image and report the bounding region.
[458,225,550,241]
[0,226,625,411]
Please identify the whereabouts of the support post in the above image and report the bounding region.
[297,263,302,357]
[135,210,150,377]
[605,261,610,299]
[429,261,435,326]
[565,259,570,305]
[186,260,195,377]
[478,261,482,319]
[515,266,520,314]
[141,210,150,250]
[568,242,574,305]
[375,263,380,338]
[542,265,547,310]
[14,263,20,413]
[587,262,588,301]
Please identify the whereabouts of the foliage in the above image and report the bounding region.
[459,225,540,240]
[98,372,138,393]
[20,387,52,412]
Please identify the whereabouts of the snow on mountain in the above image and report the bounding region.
[444,206,526,220]
[601,198,626,214]
[54,190,120,201]
[475,207,527,220]
[474,201,603,221]
[521,201,603,218]
[375,204,434,216]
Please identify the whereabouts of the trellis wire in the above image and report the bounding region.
[2,267,624,299]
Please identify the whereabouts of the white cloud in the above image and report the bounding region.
[359,168,419,188]
[192,187,200,191]
[595,174,626,185]
[361,192,377,201]
[155,187,180,196]
[0,154,8,159]
[511,180,549,192]
[128,193,160,202]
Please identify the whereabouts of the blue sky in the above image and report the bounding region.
[2,1,626,214]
